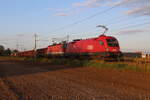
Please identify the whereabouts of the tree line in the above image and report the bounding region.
[0,45,18,56]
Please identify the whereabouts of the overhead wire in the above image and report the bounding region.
[107,17,150,27]
[5,0,148,48]
[112,21,150,31]
[49,1,129,34]
[38,0,136,41]
[105,21,150,36]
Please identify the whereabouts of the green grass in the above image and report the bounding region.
[1,56,150,72]
[33,58,150,72]
[85,60,150,72]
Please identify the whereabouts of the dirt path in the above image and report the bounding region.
[0,60,150,100]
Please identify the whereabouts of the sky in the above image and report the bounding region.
[0,0,150,52]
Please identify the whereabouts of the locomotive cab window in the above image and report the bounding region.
[106,39,119,47]
[99,40,104,45]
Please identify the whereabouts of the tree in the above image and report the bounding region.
[12,49,18,53]
[4,48,11,56]
[0,45,5,56]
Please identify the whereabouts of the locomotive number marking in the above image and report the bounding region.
[87,45,93,50]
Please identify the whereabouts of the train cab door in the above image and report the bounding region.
[99,40,106,52]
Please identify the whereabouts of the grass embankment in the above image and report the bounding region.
[0,56,150,72]
[24,58,150,72]
[45,58,150,72]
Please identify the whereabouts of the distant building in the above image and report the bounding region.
[142,53,150,58]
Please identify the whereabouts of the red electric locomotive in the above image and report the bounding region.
[64,25,122,59]
[47,44,64,57]
[65,35,121,58]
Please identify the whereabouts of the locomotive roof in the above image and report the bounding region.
[48,35,116,46]
[70,35,115,42]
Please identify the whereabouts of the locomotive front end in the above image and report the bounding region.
[105,36,122,58]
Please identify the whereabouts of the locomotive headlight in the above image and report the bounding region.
[106,48,109,52]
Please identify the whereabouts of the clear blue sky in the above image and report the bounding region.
[0,0,150,52]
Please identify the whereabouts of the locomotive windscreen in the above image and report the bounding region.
[106,38,119,47]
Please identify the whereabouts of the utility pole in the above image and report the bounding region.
[34,34,37,63]
[16,42,22,51]
[16,43,19,51]
[66,35,69,43]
